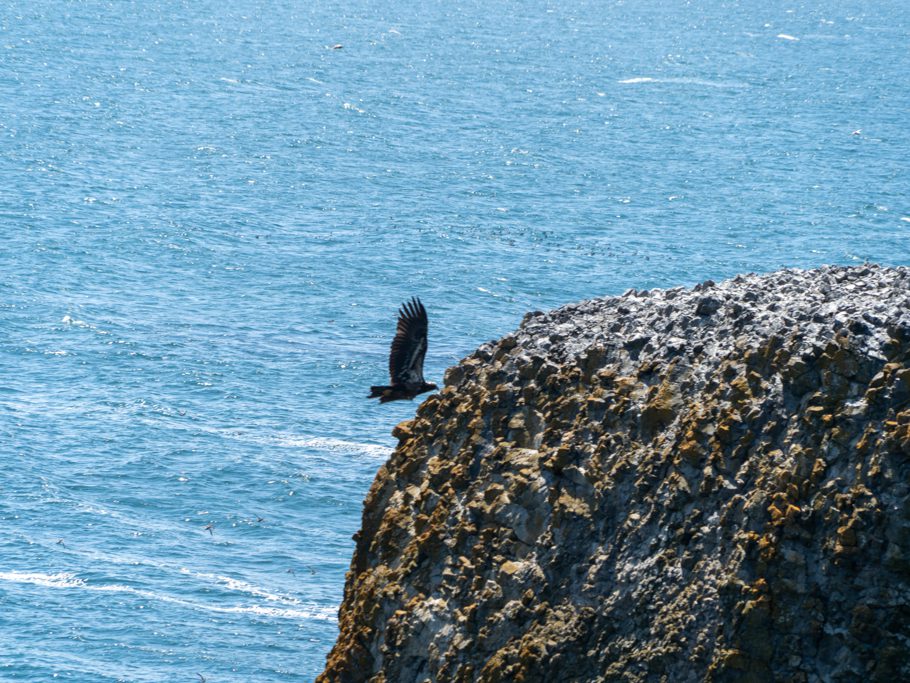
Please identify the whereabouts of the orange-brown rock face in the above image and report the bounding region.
[319,266,910,683]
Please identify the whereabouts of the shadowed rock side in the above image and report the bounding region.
[319,266,910,683]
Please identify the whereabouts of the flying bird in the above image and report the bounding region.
[369,297,438,403]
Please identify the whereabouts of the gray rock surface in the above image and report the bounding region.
[319,266,910,683]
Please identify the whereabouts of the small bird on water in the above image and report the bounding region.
[369,297,438,403]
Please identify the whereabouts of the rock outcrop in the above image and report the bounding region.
[319,266,910,683]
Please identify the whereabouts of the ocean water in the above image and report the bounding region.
[1,0,908,680]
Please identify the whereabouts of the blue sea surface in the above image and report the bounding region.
[1,0,908,680]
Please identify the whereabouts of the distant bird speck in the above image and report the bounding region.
[852,129,862,136]
[204,523,215,535]
[330,43,343,50]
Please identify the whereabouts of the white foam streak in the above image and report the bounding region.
[0,571,335,621]
[0,571,86,588]
[276,435,391,459]
[184,424,392,459]
[186,569,302,605]
[618,76,747,89]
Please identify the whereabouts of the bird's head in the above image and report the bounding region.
[424,382,438,392]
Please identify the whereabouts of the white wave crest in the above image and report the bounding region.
[61,315,89,327]
[61,315,109,335]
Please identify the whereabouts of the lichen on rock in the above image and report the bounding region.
[319,266,910,683]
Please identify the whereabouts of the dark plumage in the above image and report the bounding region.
[369,297,438,403]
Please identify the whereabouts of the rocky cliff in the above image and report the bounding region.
[319,266,910,683]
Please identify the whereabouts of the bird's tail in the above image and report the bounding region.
[369,385,390,399]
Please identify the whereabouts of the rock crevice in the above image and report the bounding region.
[320,266,910,683]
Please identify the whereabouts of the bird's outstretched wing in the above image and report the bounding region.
[389,297,428,385]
